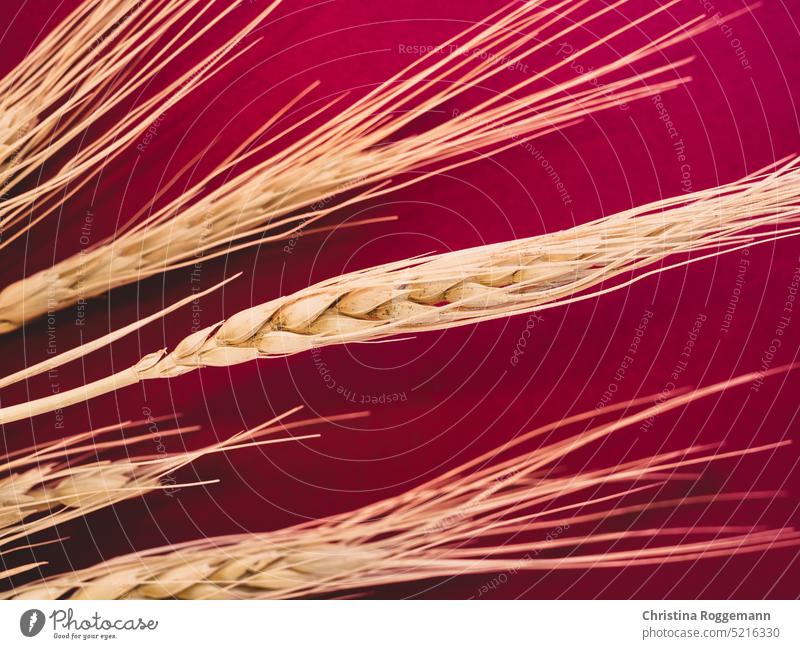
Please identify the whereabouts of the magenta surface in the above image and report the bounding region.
[0,0,798,598]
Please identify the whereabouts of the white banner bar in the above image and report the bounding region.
[1,600,798,648]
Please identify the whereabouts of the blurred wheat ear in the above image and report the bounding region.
[0,407,334,552]
[6,370,797,600]
[0,0,281,254]
[0,0,724,331]
[4,157,800,425]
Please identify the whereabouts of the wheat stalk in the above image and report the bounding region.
[7,370,796,599]
[0,0,720,331]
[0,0,281,247]
[3,158,799,425]
[0,408,332,551]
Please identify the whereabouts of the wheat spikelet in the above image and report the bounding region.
[0,0,281,246]
[0,408,329,551]
[0,0,720,331]
[3,158,799,424]
[7,371,796,599]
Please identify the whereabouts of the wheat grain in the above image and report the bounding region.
[7,370,796,599]
[0,0,719,331]
[3,159,799,424]
[0,0,281,247]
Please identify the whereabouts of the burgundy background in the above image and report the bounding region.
[0,0,799,598]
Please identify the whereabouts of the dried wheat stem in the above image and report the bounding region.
[0,0,716,330]
[0,275,238,392]
[3,159,799,425]
[7,372,796,599]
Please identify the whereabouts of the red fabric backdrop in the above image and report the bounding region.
[0,0,798,598]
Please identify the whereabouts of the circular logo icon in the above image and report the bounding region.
[20,609,45,637]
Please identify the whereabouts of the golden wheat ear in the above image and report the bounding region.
[6,369,796,600]
[0,0,723,330]
[3,157,799,425]
[0,0,281,248]
[0,407,339,552]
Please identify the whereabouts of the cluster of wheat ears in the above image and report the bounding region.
[0,0,798,599]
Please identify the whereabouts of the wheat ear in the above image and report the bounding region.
[0,0,281,246]
[7,370,796,599]
[0,408,333,551]
[3,158,800,425]
[0,0,720,330]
